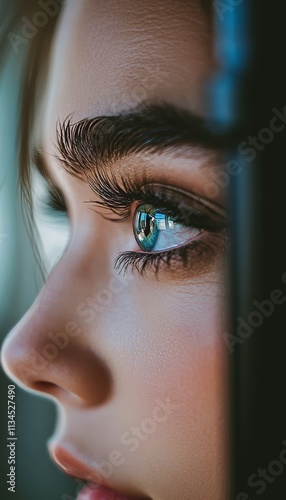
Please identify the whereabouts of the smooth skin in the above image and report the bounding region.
[2,1,229,498]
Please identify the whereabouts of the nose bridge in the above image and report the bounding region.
[1,245,113,406]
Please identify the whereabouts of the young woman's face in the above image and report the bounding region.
[2,1,229,499]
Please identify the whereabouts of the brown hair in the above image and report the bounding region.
[0,0,63,274]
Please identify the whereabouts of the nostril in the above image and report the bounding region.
[1,326,113,407]
[27,380,68,402]
[31,381,96,407]
[32,381,59,394]
[31,380,73,399]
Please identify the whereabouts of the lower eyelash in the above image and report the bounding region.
[114,249,181,275]
[114,234,224,277]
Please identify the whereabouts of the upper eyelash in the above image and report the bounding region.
[55,115,227,226]
[40,184,68,220]
[40,167,227,233]
[46,187,66,212]
[84,167,149,220]
[83,165,228,228]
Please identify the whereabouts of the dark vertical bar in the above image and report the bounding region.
[208,1,286,498]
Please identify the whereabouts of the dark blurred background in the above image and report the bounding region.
[0,1,77,498]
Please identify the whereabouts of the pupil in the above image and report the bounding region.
[134,205,161,252]
[144,214,153,237]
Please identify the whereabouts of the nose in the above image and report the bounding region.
[1,253,112,407]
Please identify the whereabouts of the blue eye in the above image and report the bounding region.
[133,203,203,252]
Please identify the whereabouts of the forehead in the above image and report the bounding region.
[41,0,212,151]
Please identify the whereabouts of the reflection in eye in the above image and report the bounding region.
[134,203,202,252]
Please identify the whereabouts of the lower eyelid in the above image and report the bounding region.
[115,230,227,279]
[162,232,227,279]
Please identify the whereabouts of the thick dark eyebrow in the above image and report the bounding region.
[33,103,222,181]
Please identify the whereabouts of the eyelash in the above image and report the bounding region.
[114,239,220,276]
[42,170,228,276]
[42,185,67,218]
[85,171,227,276]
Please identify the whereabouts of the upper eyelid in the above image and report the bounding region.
[36,163,228,231]
[145,183,228,220]
[33,132,226,222]
[83,183,228,239]
[33,143,227,225]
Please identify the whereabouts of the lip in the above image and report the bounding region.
[50,446,104,485]
[49,446,146,500]
[77,483,132,500]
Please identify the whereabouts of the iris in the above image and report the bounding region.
[133,203,202,252]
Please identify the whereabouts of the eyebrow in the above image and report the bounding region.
[33,103,222,182]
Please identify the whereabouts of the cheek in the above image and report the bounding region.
[103,277,227,431]
[138,283,227,416]
[108,281,228,495]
